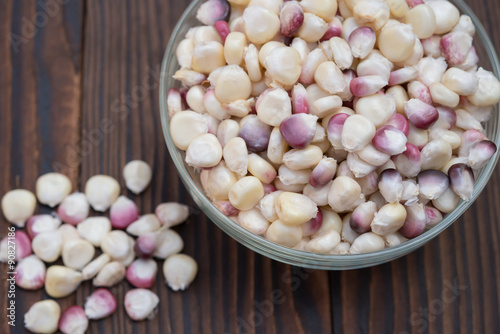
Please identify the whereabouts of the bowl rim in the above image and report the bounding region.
[159,0,500,270]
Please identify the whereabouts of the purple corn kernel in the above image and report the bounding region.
[448,163,475,201]
[385,113,410,136]
[302,210,323,237]
[417,170,450,200]
[350,201,377,234]
[239,115,272,152]
[279,113,318,149]
[399,204,426,239]
[280,1,304,37]
[327,113,350,149]
[468,140,497,170]
[404,99,439,130]
[309,157,337,188]
[393,143,421,178]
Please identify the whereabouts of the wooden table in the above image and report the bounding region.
[1,0,500,333]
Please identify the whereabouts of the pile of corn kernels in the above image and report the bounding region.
[169,0,500,254]
[1,162,197,333]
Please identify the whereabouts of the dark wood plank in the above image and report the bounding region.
[0,0,84,332]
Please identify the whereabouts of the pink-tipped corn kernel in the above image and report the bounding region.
[417,170,450,200]
[26,214,61,239]
[350,201,377,234]
[85,288,117,320]
[134,232,157,259]
[459,129,488,157]
[393,143,421,178]
[280,1,304,37]
[239,115,272,152]
[378,169,403,203]
[292,83,309,114]
[448,163,474,201]
[321,16,343,41]
[399,203,426,238]
[372,125,408,156]
[327,113,350,150]
[214,21,230,43]
[468,140,497,170]
[109,196,139,230]
[125,289,160,321]
[386,113,410,136]
[59,306,88,334]
[424,205,443,228]
[309,157,337,188]
[302,210,323,237]
[196,0,230,26]
[280,113,318,149]
[440,31,472,66]
[57,192,89,226]
[155,202,190,228]
[14,255,46,290]
[389,66,418,86]
[408,80,433,105]
[350,75,388,97]
[348,26,376,59]
[1,231,32,262]
[126,258,157,289]
[404,99,438,130]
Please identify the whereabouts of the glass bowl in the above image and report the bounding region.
[160,0,500,270]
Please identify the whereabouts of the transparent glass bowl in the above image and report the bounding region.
[160,0,500,270]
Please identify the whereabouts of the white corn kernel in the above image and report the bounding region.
[429,82,460,108]
[123,160,152,195]
[468,68,500,107]
[205,162,237,201]
[386,85,409,114]
[36,173,72,208]
[265,46,302,86]
[45,265,83,298]
[257,190,282,222]
[353,0,389,31]
[191,41,225,74]
[330,241,351,254]
[154,227,184,259]
[278,165,311,186]
[420,140,452,170]
[432,187,459,214]
[306,230,341,254]
[62,239,95,270]
[256,87,292,126]
[296,13,328,42]
[299,48,327,84]
[84,175,120,212]
[93,261,126,287]
[404,4,436,39]
[355,94,396,128]
[243,6,280,44]
[216,119,239,147]
[58,224,81,247]
[329,37,353,70]
[75,217,110,247]
[275,192,318,226]
[357,171,379,196]
[215,65,252,104]
[228,176,264,211]
[348,26,376,59]
[265,219,303,247]
[378,169,403,203]
[124,289,160,321]
[341,213,360,243]
[384,232,408,247]
[350,232,385,253]
[82,254,111,280]
[176,38,194,69]
[328,176,364,212]
[283,145,323,170]
[427,0,460,35]
[341,114,376,152]
[32,231,62,263]
[370,203,407,235]
[127,214,161,237]
[1,189,37,227]
[314,61,347,95]
[238,209,270,235]
[303,181,331,206]
[101,230,131,260]
[248,153,277,184]
[173,69,206,86]
[347,152,377,178]
[24,300,60,334]
[417,56,448,87]
[244,44,262,82]
[357,144,390,167]
[185,133,223,168]
[442,68,479,96]
[224,32,247,65]
[223,137,249,176]
[378,23,416,62]
[163,253,198,291]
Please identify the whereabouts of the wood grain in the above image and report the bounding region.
[1,0,500,333]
